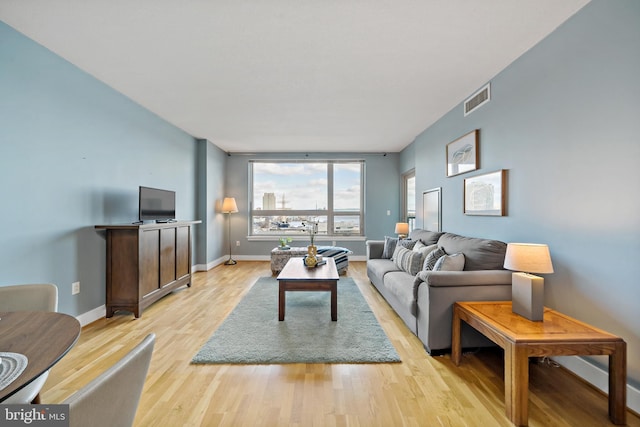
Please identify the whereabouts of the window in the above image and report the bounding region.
[403,170,416,231]
[249,160,364,237]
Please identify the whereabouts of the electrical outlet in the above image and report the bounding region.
[72,281,80,295]
[236,240,241,246]
[387,210,391,216]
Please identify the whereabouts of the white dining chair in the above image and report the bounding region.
[63,333,155,427]
[0,283,58,404]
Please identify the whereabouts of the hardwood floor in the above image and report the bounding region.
[42,261,639,426]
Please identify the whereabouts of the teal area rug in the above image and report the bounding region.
[192,276,400,364]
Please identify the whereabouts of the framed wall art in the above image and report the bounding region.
[464,170,506,216]
[422,187,442,231]
[446,129,478,177]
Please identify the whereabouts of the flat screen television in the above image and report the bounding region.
[139,186,176,222]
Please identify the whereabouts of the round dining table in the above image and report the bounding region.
[0,311,81,402]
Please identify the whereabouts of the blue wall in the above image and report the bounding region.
[195,139,227,267]
[403,0,640,388]
[0,21,213,316]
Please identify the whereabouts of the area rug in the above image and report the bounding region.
[191,276,400,364]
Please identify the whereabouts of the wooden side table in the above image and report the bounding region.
[451,301,626,426]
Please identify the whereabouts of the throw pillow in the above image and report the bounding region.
[413,241,426,252]
[393,246,425,276]
[398,239,416,250]
[423,247,446,271]
[433,253,466,271]
[382,236,398,259]
[413,242,437,257]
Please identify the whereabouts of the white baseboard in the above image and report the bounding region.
[194,257,227,271]
[76,304,106,327]
[553,356,639,414]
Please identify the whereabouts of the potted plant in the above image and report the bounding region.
[278,237,292,250]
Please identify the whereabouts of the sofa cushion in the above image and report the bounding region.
[393,246,424,276]
[408,229,444,245]
[423,247,446,271]
[436,233,507,271]
[367,258,400,285]
[384,271,419,316]
[433,253,465,271]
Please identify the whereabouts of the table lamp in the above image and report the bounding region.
[222,197,239,265]
[503,243,554,321]
[395,222,409,239]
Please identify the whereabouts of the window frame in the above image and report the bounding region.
[248,160,365,239]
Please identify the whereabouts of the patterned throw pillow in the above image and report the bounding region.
[423,247,447,271]
[393,246,425,276]
[398,239,417,250]
[432,253,466,271]
[382,236,398,259]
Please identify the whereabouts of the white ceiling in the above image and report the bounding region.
[1,0,589,153]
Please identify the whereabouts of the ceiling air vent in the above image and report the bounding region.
[464,83,491,116]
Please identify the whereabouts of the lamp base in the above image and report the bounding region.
[224,258,237,266]
[511,272,544,321]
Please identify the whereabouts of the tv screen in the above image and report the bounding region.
[139,186,176,222]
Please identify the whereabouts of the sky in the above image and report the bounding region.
[252,162,361,211]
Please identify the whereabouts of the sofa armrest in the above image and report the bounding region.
[366,240,385,260]
[416,270,512,287]
[415,270,513,352]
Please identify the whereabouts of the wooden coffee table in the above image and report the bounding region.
[451,301,626,426]
[276,257,340,321]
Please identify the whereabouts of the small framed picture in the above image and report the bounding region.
[422,188,442,231]
[446,130,478,177]
[464,170,506,216]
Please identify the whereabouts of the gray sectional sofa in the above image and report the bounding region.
[366,229,513,354]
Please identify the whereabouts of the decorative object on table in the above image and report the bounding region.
[278,237,292,250]
[304,246,318,267]
[446,129,478,177]
[464,169,506,216]
[422,187,442,231]
[503,243,554,321]
[0,352,28,391]
[302,220,319,267]
[394,222,409,239]
[222,197,239,265]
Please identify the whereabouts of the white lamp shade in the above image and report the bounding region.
[504,243,554,274]
[394,222,409,235]
[221,197,238,213]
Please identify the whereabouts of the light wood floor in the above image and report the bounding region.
[42,261,639,426]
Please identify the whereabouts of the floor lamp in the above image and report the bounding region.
[222,197,238,265]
